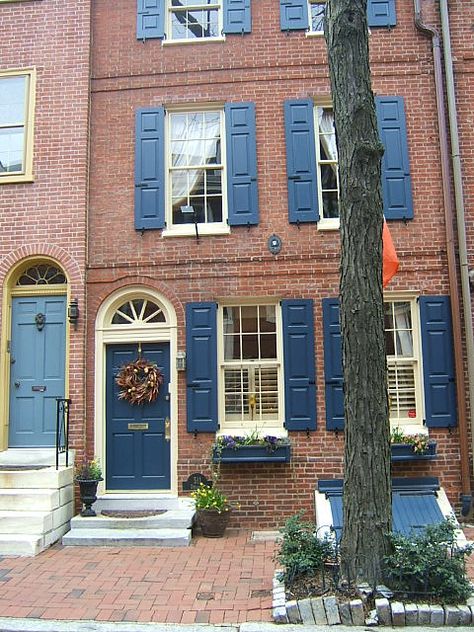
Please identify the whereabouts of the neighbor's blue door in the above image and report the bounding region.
[106,343,171,490]
[9,296,66,447]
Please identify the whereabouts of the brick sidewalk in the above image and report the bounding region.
[0,530,277,625]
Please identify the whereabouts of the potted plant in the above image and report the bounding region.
[390,427,437,461]
[212,432,291,463]
[191,482,232,537]
[75,458,103,517]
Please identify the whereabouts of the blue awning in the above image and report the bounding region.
[318,477,445,538]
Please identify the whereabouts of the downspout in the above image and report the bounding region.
[414,0,473,514]
[439,0,474,514]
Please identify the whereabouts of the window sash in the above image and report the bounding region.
[168,1,222,40]
[315,106,340,221]
[308,0,327,33]
[0,74,29,176]
[166,109,226,228]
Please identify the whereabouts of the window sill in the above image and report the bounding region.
[162,37,226,46]
[305,31,324,38]
[0,174,34,184]
[162,225,230,238]
[212,444,291,463]
[391,440,437,462]
[317,219,340,231]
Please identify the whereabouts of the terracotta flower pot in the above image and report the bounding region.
[197,508,231,537]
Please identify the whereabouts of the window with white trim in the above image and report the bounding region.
[0,69,35,183]
[167,108,226,231]
[220,304,282,432]
[308,0,326,34]
[315,105,339,223]
[384,299,423,427]
[168,0,222,41]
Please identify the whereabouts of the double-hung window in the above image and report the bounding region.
[168,109,225,230]
[0,69,35,183]
[220,304,282,433]
[315,105,339,225]
[168,0,222,41]
[384,299,422,428]
[308,0,326,34]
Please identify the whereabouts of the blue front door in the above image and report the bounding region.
[106,343,171,490]
[9,296,66,447]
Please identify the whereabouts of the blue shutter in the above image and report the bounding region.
[284,99,319,224]
[137,0,165,40]
[186,303,218,433]
[135,108,165,230]
[223,0,251,33]
[322,298,344,431]
[282,299,316,431]
[367,0,396,27]
[225,102,259,226]
[280,0,309,31]
[376,96,413,220]
[420,296,457,428]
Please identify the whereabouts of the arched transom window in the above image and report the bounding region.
[111,298,166,326]
[16,263,67,286]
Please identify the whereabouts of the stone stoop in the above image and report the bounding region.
[0,465,74,556]
[62,496,195,547]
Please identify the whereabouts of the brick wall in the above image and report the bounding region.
[87,0,472,527]
[0,0,90,458]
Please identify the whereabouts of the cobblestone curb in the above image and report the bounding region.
[272,571,474,626]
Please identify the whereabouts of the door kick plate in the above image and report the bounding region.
[32,386,47,392]
[128,422,149,430]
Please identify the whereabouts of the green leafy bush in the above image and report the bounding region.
[275,512,335,587]
[383,518,473,604]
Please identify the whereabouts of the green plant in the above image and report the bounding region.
[75,458,102,480]
[275,512,336,587]
[191,482,230,514]
[214,432,290,452]
[383,518,473,604]
[390,427,430,454]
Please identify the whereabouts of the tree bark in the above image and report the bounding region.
[325,0,392,585]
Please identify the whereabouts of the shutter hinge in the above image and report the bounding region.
[6,341,10,354]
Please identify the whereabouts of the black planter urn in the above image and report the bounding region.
[76,478,103,517]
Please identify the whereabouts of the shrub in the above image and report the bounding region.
[383,518,473,604]
[275,512,335,587]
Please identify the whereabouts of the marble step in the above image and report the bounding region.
[0,466,73,489]
[70,507,195,530]
[62,527,192,547]
[93,495,194,513]
[0,488,65,511]
[0,534,43,557]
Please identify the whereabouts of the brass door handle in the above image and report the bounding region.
[165,417,171,442]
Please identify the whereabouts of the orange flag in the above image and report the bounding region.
[382,220,399,288]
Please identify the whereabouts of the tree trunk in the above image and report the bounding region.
[325,0,392,585]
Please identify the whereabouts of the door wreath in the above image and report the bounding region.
[116,358,164,405]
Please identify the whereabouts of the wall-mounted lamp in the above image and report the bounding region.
[176,351,186,371]
[181,205,199,242]
[68,298,79,327]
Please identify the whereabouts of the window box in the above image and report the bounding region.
[212,443,291,463]
[391,440,437,462]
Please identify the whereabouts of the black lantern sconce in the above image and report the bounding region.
[68,298,79,328]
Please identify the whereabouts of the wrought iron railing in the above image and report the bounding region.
[55,398,71,470]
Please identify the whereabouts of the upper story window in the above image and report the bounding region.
[0,69,35,184]
[220,304,281,432]
[315,106,339,224]
[169,0,222,41]
[168,109,225,229]
[308,0,326,34]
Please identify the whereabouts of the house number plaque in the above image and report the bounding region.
[128,423,149,430]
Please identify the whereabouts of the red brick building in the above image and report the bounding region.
[3,0,472,538]
[0,0,90,551]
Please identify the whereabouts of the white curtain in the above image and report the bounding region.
[393,303,413,356]
[318,108,338,163]
[170,113,220,207]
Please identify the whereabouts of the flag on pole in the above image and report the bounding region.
[382,220,399,288]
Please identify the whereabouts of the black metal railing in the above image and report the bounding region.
[56,398,71,470]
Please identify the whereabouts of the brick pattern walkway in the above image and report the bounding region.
[0,530,277,624]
